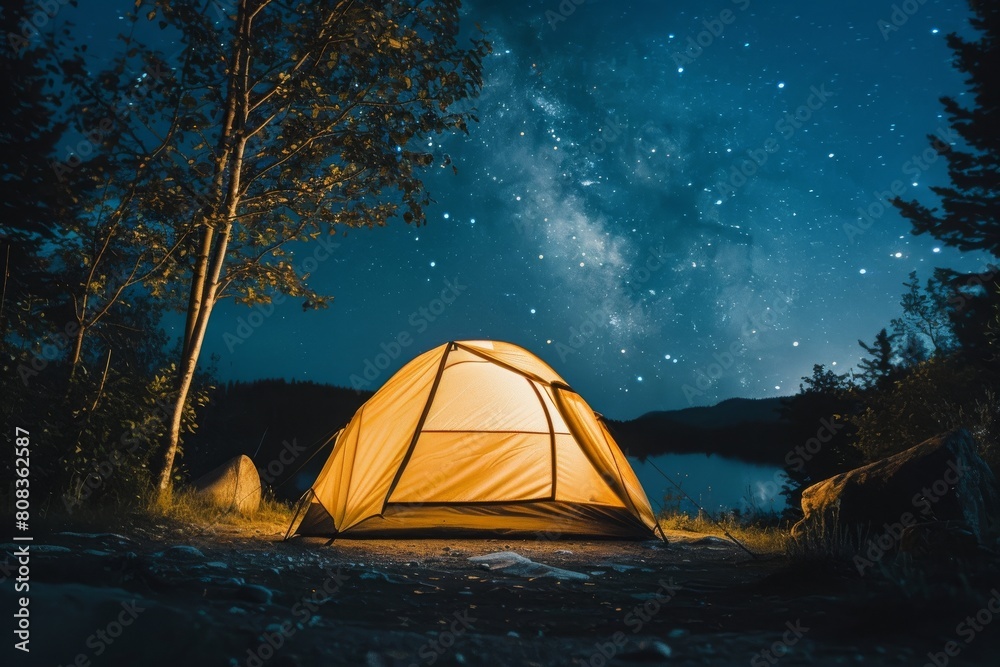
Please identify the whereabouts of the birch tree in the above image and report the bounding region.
[87,0,490,496]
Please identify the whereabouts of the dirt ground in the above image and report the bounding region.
[5,522,1000,666]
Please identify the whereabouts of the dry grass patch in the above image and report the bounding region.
[659,511,792,555]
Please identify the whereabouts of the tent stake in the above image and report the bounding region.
[647,458,758,560]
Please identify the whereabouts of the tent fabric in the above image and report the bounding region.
[290,340,660,539]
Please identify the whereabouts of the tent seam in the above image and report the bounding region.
[379,342,454,512]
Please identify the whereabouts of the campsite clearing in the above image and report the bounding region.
[10,520,1000,666]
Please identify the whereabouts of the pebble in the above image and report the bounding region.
[161,545,206,560]
[618,640,672,661]
[239,584,274,604]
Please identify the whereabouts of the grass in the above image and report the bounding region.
[23,484,297,541]
[658,510,792,555]
[145,486,295,535]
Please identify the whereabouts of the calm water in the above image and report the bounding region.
[628,453,787,517]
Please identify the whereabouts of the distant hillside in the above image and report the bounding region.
[185,379,371,500]
[185,381,793,500]
[606,397,793,465]
[634,397,785,428]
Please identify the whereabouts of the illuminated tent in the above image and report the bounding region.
[289,340,661,539]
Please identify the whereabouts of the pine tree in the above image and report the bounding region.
[891,1,999,255]
[858,328,897,389]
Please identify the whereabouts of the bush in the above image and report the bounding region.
[850,357,999,470]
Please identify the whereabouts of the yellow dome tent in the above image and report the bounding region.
[288,340,662,539]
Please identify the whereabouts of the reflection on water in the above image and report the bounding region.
[628,453,788,516]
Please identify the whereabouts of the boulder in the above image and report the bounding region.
[792,428,1000,546]
[192,454,261,515]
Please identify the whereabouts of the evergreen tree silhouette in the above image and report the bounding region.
[892,1,999,256]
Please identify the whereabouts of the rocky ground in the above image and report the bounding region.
[4,520,1000,666]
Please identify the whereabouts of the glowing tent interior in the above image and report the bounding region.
[288,340,662,539]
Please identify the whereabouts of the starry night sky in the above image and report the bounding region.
[81,0,993,419]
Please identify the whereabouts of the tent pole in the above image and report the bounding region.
[647,458,758,559]
[283,489,312,541]
[269,427,342,492]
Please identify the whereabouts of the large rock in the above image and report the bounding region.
[792,428,1000,546]
[192,454,261,515]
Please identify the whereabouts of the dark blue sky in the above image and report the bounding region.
[77,0,991,419]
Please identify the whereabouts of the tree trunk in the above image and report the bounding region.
[155,0,250,499]
[156,226,232,497]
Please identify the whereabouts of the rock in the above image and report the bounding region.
[237,583,275,604]
[158,545,206,561]
[56,531,135,543]
[899,520,982,561]
[616,640,672,661]
[468,551,590,581]
[1,544,71,555]
[792,428,1000,546]
[192,454,261,515]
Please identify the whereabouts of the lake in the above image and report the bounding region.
[628,453,788,517]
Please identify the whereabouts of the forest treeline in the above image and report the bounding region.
[1,1,997,520]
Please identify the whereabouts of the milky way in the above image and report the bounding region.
[193,0,992,418]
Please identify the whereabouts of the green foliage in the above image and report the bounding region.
[780,4,1000,531]
[14,0,490,499]
[891,269,956,360]
[849,357,999,468]
[62,0,492,311]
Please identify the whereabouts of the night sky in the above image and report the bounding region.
[80,0,992,419]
